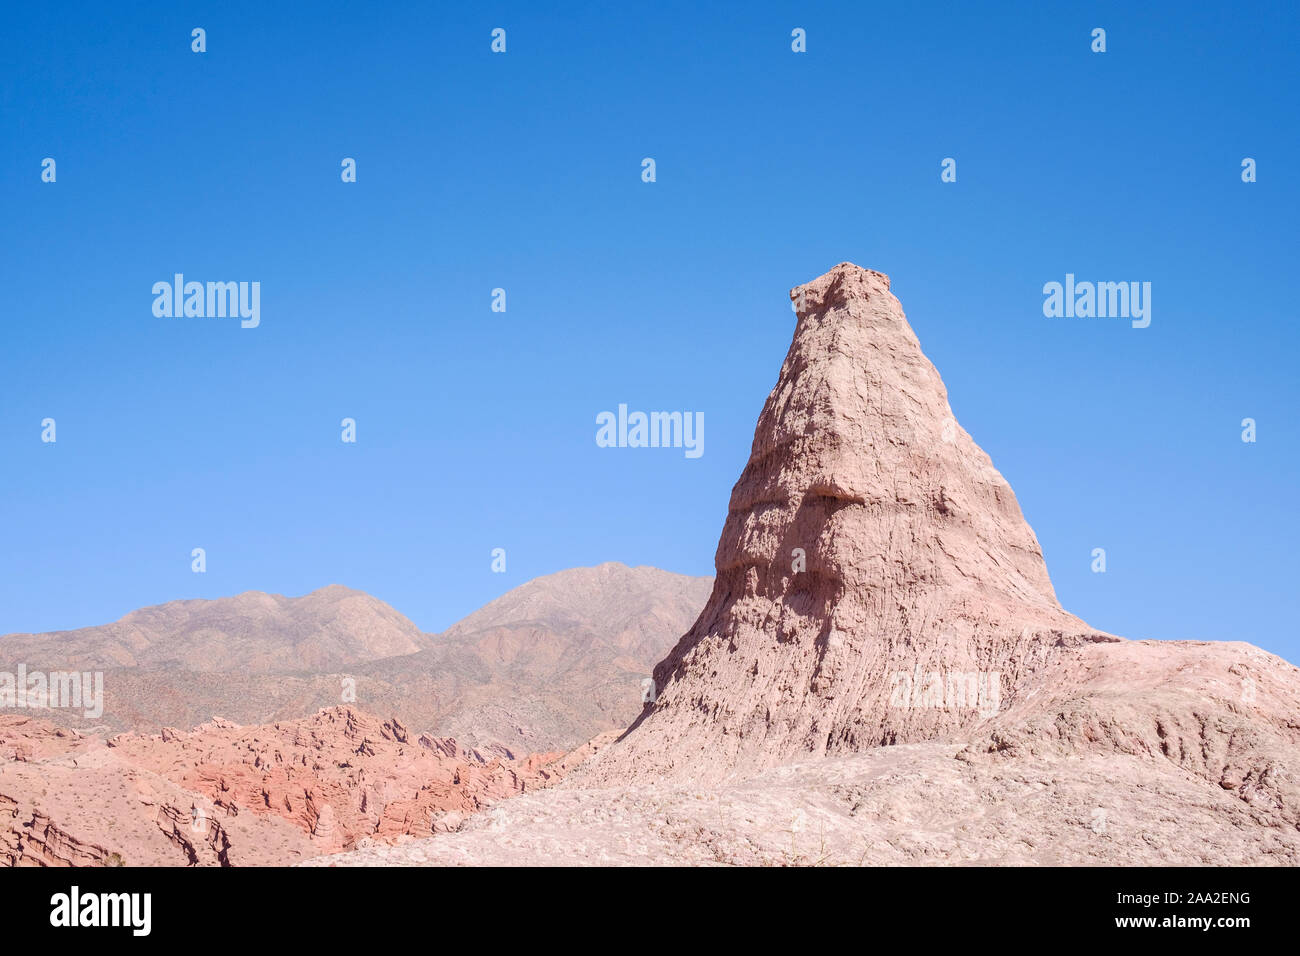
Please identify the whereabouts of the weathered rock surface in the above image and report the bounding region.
[568,264,1300,841]
[577,264,1093,781]
[307,742,1300,867]
[0,708,569,866]
[0,715,312,866]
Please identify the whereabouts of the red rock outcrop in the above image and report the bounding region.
[107,707,567,855]
[0,802,116,867]
[0,707,570,866]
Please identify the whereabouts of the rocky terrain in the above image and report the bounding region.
[313,262,1300,866]
[0,565,710,866]
[0,707,566,866]
[309,742,1300,867]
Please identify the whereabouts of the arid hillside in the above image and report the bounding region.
[0,564,712,751]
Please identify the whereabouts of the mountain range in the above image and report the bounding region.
[0,564,712,750]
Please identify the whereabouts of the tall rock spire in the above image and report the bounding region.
[588,263,1100,782]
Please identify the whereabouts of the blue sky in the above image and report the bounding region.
[2,2,1297,664]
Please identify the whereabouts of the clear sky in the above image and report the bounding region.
[3,2,1297,664]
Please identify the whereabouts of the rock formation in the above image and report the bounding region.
[582,261,1300,837]
[0,707,573,866]
[311,803,336,841]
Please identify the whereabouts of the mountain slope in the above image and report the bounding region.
[358,564,713,748]
[0,565,712,750]
[0,585,428,673]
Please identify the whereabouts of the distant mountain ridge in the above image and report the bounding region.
[0,564,712,750]
[0,584,430,673]
[366,563,714,747]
